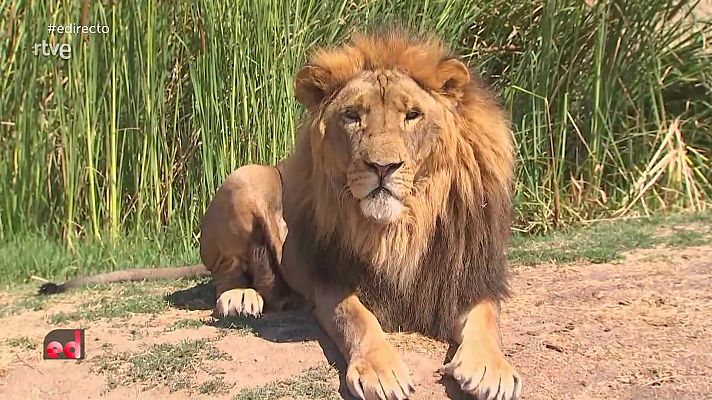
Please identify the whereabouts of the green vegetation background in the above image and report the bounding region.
[0,0,710,284]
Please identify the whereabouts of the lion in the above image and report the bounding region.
[264,28,520,400]
[39,27,521,400]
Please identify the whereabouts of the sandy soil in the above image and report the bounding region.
[0,244,710,400]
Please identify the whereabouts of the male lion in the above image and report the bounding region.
[39,28,521,400]
[207,29,522,400]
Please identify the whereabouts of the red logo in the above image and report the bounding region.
[43,329,84,360]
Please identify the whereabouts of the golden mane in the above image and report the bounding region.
[285,27,515,339]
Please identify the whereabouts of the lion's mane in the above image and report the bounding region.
[284,27,515,339]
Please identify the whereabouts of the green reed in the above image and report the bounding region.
[0,0,709,252]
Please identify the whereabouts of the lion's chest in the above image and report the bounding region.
[353,256,459,340]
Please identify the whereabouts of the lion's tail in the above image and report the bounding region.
[37,264,210,295]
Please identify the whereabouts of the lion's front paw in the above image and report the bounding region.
[216,288,264,317]
[443,343,522,400]
[346,341,414,400]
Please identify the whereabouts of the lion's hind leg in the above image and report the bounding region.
[200,164,290,318]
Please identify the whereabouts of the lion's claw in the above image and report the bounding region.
[443,344,521,400]
[346,344,414,400]
[216,288,264,317]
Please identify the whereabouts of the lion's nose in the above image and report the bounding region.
[365,161,403,180]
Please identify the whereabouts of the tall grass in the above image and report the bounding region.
[0,0,710,252]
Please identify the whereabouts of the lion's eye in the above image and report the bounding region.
[405,109,422,121]
[341,108,361,124]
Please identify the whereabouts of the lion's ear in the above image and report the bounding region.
[435,58,471,100]
[294,65,334,111]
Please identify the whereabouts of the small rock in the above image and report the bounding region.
[543,341,564,353]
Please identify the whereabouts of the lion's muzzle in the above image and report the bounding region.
[348,157,411,223]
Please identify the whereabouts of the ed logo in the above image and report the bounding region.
[43,329,85,360]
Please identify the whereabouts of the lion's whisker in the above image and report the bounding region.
[338,185,352,205]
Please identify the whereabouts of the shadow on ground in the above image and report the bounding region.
[165,280,215,311]
[165,281,366,399]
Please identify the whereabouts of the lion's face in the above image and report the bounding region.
[316,70,455,223]
[293,34,474,225]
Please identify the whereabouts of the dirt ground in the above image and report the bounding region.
[0,244,710,400]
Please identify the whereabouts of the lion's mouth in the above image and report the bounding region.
[359,186,403,223]
[368,186,394,199]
